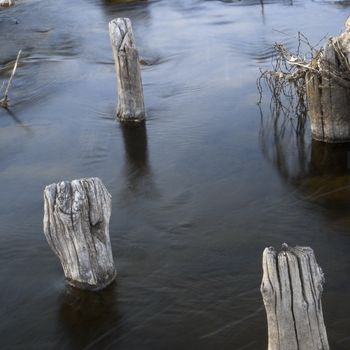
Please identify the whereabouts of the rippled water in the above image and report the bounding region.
[1,0,350,349]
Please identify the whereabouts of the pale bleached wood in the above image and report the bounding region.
[43,177,116,291]
[109,18,145,123]
[261,244,329,350]
[0,0,15,7]
[306,18,350,143]
[0,50,21,108]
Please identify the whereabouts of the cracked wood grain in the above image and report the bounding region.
[307,18,350,143]
[261,244,329,350]
[0,0,15,7]
[43,177,116,291]
[109,18,145,123]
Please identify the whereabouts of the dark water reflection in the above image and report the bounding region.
[58,285,120,349]
[1,0,350,349]
[122,124,149,181]
[260,107,350,206]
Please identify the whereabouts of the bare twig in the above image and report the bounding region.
[0,50,22,109]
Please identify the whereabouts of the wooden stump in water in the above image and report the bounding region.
[109,18,145,123]
[306,18,350,143]
[43,177,116,291]
[261,244,329,350]
[0,0,15,7]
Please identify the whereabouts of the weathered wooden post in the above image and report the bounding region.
[109,18,145,123]
[0,0,15,7]
[43,177,116,291]
[306,18,350,143]
[261,244,329,350]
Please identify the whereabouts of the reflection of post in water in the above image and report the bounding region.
[121,123,155,196]
[309,141,350,176]
[300,141,350,204]
[122,123,148,176]
[259,103,350,203]
[300,141,350,203]
[58,285,120,349]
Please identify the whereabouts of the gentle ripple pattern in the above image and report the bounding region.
[0,0,350,349]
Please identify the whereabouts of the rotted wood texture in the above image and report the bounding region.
[0,0,15,7]
[306,18,350,143]
[109,18,145,123]
[261,244,329,350]
[43,177,116,291]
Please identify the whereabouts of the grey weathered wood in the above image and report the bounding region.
[109,18,145,123]
[0,0,15,7]
[261,244,329,350]
[306,18,350,143]
[43,177,116,291]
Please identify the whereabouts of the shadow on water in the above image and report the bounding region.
[58,284,121,349]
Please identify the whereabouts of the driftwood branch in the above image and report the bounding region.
[0,50,21,108]
[261,244,329,350]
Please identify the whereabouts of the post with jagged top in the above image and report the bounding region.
[261,244,329,350]
[43,177,116,291]
[109,18,145,123]
[306,18,350,142]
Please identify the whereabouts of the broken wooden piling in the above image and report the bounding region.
[261,244,329,350]
[306,18,350,142]
[43,177,116,291]
[0,0,15,7]
[109,18,145,123]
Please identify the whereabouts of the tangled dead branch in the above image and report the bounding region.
[258,18,350,143]
[257,33,324,123]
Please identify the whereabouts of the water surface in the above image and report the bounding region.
[1,0,350,349]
